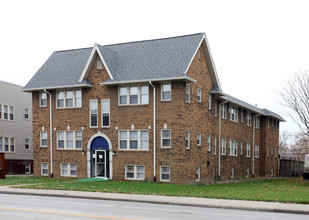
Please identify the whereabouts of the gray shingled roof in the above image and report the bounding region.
[23,48,93,90]
[221,94,285,121]
[23,33,205,90]
[99,33,204,83]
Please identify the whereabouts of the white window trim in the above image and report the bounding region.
[60,163,77,177]
[125,165,145,180]
[197,132,202,147]
[221,103,227,119]
[255,116,260,129]
[40,131,48,148]
[25,139,30,151]
[89,99,98,128]
[229,106,238,122]
[208,93,211,109]
[207,134,211,151]
[185,130,190,149]
[161,129,171,148]
[2,105,15,121]
[255,144,259,158]
[56,89,82,109]
[246,143,251,157]
[161,83,172,101]
[39,92,47,107]
[24,108,30,120]
[196,167,200,181]
[231,167,234,179]
[160,166,170,182]
[185,83,190,103]
[197,88,202,103]
[214,136,217,155]
[240,142,243,155]
[118,85,149,106]
[1,137,15,153]
[41,162,49,176]
[246,112,252,126]
[25,163,31,174]
[221,138,226,155]
[229,140,238,156]
[56,130,82,150]
[118,130,149,151]
[101,99,110,128]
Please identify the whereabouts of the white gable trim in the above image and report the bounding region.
[78,44,114,82]
[183,33,222,91]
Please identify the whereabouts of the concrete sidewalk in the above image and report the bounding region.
[0,185,308,215]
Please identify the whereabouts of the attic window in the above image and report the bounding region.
[97,60,102,70]
[198,49,201,60]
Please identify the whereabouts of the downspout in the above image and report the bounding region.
[44,89,53,178]
[149,81,156,182]
[218,99,228,178]
[252,113,260,178]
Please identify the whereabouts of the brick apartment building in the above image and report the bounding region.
[23,33,284,183]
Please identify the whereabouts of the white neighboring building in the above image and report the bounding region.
[0,80,33,174]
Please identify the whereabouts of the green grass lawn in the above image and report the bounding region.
[1,176,308,204]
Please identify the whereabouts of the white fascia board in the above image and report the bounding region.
[204,34,222,91]
[21,84,92,92]
[183,33,206,76]
[78,44,114,82]
[101,76,197,85]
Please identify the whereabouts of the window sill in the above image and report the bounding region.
[229,154,238,157]
[118,149,149,152]
[118,103,149,107]
[160,146,171,149]
[56,107,82,110]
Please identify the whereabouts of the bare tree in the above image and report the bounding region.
[281,71,309,135]
[279,130,290,155]
[290,132,309,161]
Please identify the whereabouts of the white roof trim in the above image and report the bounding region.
[183,33,205,76]
[204,34,222,90]
[22,84,92,92]
[78,44,114,82]
[101,76,197,85]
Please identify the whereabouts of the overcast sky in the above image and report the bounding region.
[1,0,308,134]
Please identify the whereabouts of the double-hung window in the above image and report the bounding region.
[255,144,259,158]
[221,103,227,119]
[240,142,243,155]
[161,83,171,101]
[40,92,47,107]
[119,130,149,150]
[24,108,29,120]
[185,131,190,149]
[9,107,14,120]
[229,140,237,156]
[25,139,30,150]
[207,134,211,151]
[197,88,202,102]
[221,138,226,155]
[3,105,8,120]
[255,116,259,128]
[0,138,2,152]
[161,129,171,148]
[160,166,170,182]
[57,131,82,149]
[57,89,82,108]
[246,112,251,126]
[196,167,200,181]
[0,104,2,119]
[90,99,98,127]
[41,162,49,176]
[246,143,251,157]
[10,138,14,152]
[40,131,48,147]
[101,99,110,127]
[229,106,238,122]
[185,84,190,103]
[4,138,9,152]
[197,132,202,147]
[125,165,145,180]
[60,163,77,177]
[214,136,217,155]
[119,85,149,105]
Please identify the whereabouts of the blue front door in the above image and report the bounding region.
[91,137,110,178]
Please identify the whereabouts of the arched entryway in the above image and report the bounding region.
[87,132,113,179]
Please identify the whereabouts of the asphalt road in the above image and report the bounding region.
[0,193,308,220]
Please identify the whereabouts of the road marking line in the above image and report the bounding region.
[0,207,141,220]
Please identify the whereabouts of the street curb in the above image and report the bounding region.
[0,187,308,215]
